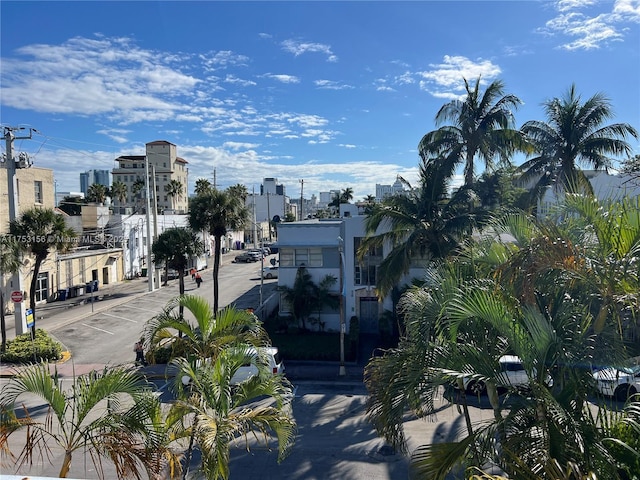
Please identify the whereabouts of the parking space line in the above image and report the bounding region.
[81,323,114,335]
[125,304,159,312]
[102,312,138,323]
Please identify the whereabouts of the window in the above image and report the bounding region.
[280,247,323,267]
[34,181,43,203]
[294,248,308,266]
[35,272,48,302]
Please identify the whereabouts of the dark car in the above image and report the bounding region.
[234,252,259,263]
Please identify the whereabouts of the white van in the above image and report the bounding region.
[181,346,284,386]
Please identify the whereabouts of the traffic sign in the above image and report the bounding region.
[10,291,23,303]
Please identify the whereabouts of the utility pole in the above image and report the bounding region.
[144,156,154,292]
[3,127,35,336]
[151,165,161,288]
[299,179,304,221]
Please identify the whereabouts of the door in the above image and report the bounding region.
[359,297,379,334]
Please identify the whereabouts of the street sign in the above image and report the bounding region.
[10,291,23,303]
[26,309,34,328]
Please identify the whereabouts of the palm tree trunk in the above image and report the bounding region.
[59,450,73,478]
[29,255,45,340]
[1,291,6,353]
[182,415,197,480]
[213,235,222,312]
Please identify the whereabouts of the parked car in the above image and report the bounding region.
[593,361,640,401]
[231,347,284,384]
[261,266,278,279]
[181,347,284,386]
[247,248,266,259]
[462,355,552,395]
[234,252,259,263]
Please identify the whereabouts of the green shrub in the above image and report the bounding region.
[0,329,62,364]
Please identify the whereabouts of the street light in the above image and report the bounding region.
[337,236,346,376]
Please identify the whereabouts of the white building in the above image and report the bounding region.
[375,176,405,202]
[538,171,640,217]
[276,204,393,335]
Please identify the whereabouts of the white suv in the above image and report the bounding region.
[181,346,284,386]
[593,361,640,402]
[463,355,551,395]
[231,347,284,384]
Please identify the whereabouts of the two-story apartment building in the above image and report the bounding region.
[276,204,389,335]
[112,140,189,214]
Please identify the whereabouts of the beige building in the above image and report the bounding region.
[0,166,55,234]
[1,165,125,316]
[112,140,189,214]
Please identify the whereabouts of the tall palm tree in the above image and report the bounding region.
[188,187,249,312]
[358,154,475,297]
[419,77,526,187]
[518,84,638,200]
[110,180,128,206]
[227,183,249,202]
[194,178,212,196]
[0,235,21,352]
[86,183,108,204]
[164,179,184,211]
[0,363,172,479]
[132,177,146,210]
[340,187,354,204]
[9,208,76,338]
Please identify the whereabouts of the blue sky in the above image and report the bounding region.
[2,1,639,201]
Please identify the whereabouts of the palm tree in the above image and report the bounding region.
[280,266,318,331]
[227,183,249,202]
[132,176,146,210]
[169,352,296,480]
[142,296,296,479]
[314,274,339,331]
[152,227,203,301]
[358,154,475,297]
[518,84,638,200]
[0,235,21,352]
[419,77,526,187]
[86,183,108,204]
[0,363,172,478]
[110,180,128,205]
[340,187,354,204]
[194,178,212,196]
[9,208,76,339]
[164,179,184,211]
[188,187,249,312]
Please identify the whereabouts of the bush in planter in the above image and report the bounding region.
[0,329,62,364]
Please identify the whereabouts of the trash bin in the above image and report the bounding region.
[58,289,68,301]
[141,268,148,277]
[85,282,93,293]
[76,285,85,296]
[68,286,77,298]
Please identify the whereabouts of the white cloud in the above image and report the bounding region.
[264,73,300,84]
[281,39,338,62]
[540,0,638,50]
[200,50,250,72]
[223,141,260,150]
[224,74,257,87]
[314,79,353,90]
[416,56,502,97]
